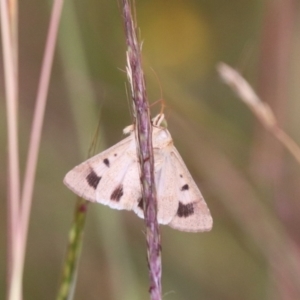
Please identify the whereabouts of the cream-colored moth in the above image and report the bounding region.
[64,114,212,232]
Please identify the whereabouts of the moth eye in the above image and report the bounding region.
[110,185,124,202]
[86,170,101,189]
[177,202,194,218]
[181,184,189,191]
[103,158,110,167]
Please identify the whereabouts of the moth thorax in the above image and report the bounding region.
[153,128,172,148]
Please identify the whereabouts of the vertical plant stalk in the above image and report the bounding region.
[21,0,64,247]
[20,0,64,284]
[1,0,20,298]
[3,0,65,299]
[122,1,162,299]
[56,199,88,300]
[57,119,103,300]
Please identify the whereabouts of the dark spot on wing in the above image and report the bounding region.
[110,185,124,201]
[114,153,117,157]
[86,170,101,189]
[181,184,189,191]
[103,158,110,167]
[138,197,143,209]
[177,202,194,218]
[180,174,183,178]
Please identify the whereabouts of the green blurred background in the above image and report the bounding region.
[1,0,300,299]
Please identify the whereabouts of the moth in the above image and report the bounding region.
[64,114,212,232]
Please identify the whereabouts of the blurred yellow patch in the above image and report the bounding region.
[140,1,214,75]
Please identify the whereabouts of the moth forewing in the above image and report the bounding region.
[168,149,213,232]
[63,134,134,203]
[169,200,213,232]
[97,150,141,211]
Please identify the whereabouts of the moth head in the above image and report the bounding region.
[152,113,167,128]
[123,113,168,136]
[152,114,172,148]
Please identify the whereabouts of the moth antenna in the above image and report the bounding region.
[124,82,135,121]
[149,67,167,116]
[88,109,103,156]
[150,67,163,100]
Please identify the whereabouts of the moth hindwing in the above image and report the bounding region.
[64,114,213,232]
